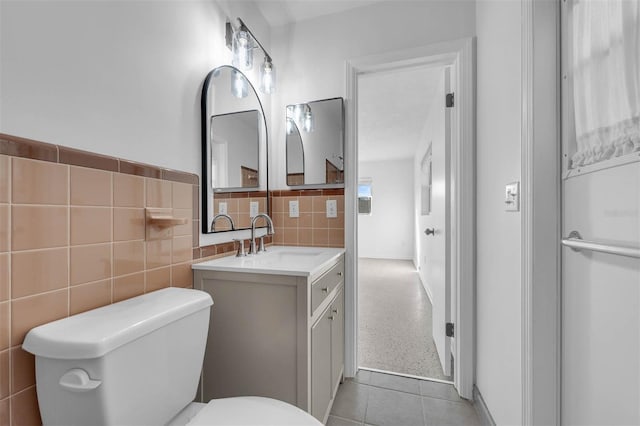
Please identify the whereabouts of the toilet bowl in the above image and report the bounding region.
[22,288,321,426]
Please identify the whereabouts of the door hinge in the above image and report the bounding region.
[446,92,454,108]
[446,322,454,338]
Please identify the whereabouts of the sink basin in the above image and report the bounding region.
[270,250,323,259]
[192,246,345,277]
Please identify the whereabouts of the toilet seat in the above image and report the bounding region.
[186,396,322,426]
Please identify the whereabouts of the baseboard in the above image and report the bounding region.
[417,271,434,305]
[357,255,413,261]
[473,385,496,426]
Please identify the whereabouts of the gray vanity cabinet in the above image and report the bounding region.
[193,253,344,423]
[312,286,344,422]
[331,288,345,390]
[311,302,332,420]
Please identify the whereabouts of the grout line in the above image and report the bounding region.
[359,366,454,384]
[10,286,69,303]
[7,158,12,426]
[66,165,70,318]
[110,171,115,303]
[143,177,148,294]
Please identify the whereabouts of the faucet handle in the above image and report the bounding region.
[259,236,266,252]
[233,239,246,257]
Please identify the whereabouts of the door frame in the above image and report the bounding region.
[521,0,561,424]
[344,37,476,399]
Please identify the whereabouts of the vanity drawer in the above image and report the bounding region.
[311,259,344,314]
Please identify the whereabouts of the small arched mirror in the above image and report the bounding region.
[201,65,268,233]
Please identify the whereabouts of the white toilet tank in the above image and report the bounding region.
[22,288,213,426]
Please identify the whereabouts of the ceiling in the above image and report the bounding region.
[254,0,385,27]
[358,66,443,163]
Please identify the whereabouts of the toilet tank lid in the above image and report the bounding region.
[22,288,213,360]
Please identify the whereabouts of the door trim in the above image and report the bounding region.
[344,37,476,399]
[521,0,561,424]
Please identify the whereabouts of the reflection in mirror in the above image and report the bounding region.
[210,110,259,189]
[201,65,268,233]
[285,97,344,187]
[286,119,304,185]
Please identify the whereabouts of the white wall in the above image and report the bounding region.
[358,158,414,260]
[475,1,522,424]
[269,0,476,190]
[0,0,272,246]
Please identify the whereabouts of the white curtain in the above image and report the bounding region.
[570,0,640,168]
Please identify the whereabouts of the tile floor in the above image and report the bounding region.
[328,370,480,426]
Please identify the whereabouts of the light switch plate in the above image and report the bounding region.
[326,199,337,218]
[289,200,299,218]
[505,182,520,212]
[250,201,259,218]
[218,202,227,214]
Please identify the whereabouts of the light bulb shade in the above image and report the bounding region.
[259,58,276,94]
[303,111,314,132]
[232,30,253,70]
[231,69,248,98]
[294,104,305,123]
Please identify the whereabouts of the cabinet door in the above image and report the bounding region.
[311,307,332,422]
[330,287,345,394]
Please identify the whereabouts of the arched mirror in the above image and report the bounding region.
[201,65,268,233]
[285,97,344,187]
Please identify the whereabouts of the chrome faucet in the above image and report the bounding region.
[211,213,235,232]
[250,213,275,254]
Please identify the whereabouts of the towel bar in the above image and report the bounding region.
[562,231,640,259]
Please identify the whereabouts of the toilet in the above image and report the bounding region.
[22,287,321,426]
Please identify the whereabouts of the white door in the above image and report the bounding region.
[562,164,640,424]
[419,68,451,377]
[560,2,640,422]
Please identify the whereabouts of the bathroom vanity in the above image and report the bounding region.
[192,246,345,423]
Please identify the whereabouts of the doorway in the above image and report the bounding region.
[356,65,452,381]
[344,38,476,399]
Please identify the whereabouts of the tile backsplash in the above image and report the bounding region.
[270,189,344,248]
[0,134,197,426]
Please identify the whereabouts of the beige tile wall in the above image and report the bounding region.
[270,192,345,248]
[211,194,267,231]
[0,154,193,426]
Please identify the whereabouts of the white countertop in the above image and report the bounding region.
[191,246,345,277]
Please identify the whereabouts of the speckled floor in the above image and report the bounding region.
[357,258,451,381]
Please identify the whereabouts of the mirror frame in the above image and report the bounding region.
[201,65,269,234]
[285,97,344,188]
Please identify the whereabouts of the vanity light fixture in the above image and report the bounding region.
[231,29,253,70]
[226,18,276,95]
[259,57,276,94]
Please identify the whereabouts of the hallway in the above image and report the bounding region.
[358,258,451,381]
